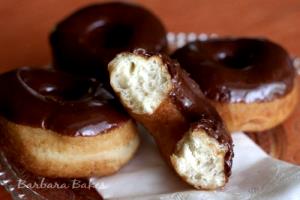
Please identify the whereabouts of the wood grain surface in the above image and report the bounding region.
[1,0,300,199]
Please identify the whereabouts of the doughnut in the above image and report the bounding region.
[172,38,298,132]
[0,67,139,178]
[108,49,233,189]
[50,2,167,85]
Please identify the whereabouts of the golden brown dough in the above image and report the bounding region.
[171,38,298,132]
[0,117,139,178]
[210,80,298,132]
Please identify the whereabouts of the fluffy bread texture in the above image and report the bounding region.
[211,80,299,132]
[171,128,228,189]
[0,117,139,178]
[109,53,172,114]
[109,52,230,189]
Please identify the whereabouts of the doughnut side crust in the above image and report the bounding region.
[211,80,299,132]
[109,52,231,189]
[0,117,139,178]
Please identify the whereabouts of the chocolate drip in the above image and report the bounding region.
[0,67,129,136]
[172,38,295,103]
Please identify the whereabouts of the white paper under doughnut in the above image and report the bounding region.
[90,127,300,199]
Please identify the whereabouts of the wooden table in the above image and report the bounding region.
[1,0,300,199]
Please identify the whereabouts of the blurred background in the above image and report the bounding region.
[0,0,300,69]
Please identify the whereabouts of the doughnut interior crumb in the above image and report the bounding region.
[170,128,228,189]
[108,53,172,114]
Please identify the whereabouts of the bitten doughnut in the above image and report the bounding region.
[50,2,167,84]
[172,38,298,132]
[108,49,233,189]
[0,67,139,178]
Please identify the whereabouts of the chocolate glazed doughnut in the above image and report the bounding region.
[50,2,167,85]
[0,67,139,178]
[108,49,233,189]
[172,38,298,132]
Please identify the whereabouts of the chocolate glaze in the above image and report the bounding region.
[166,58,233,178]
[172,38,296,103]
[133,49,233,178]
[0,67,129,136]
[50,2,167,85]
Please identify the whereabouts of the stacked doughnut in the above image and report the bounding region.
[0,67,139,177]
[172,38,298,132]
[50,2,167,86]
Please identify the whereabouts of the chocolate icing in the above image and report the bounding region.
[0,67,129,136]
[172,38,296,103]
[166,58,233,178]
[50,2,167,84]
[133,49,233,177]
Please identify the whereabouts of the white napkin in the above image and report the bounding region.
[90,127,300,200]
